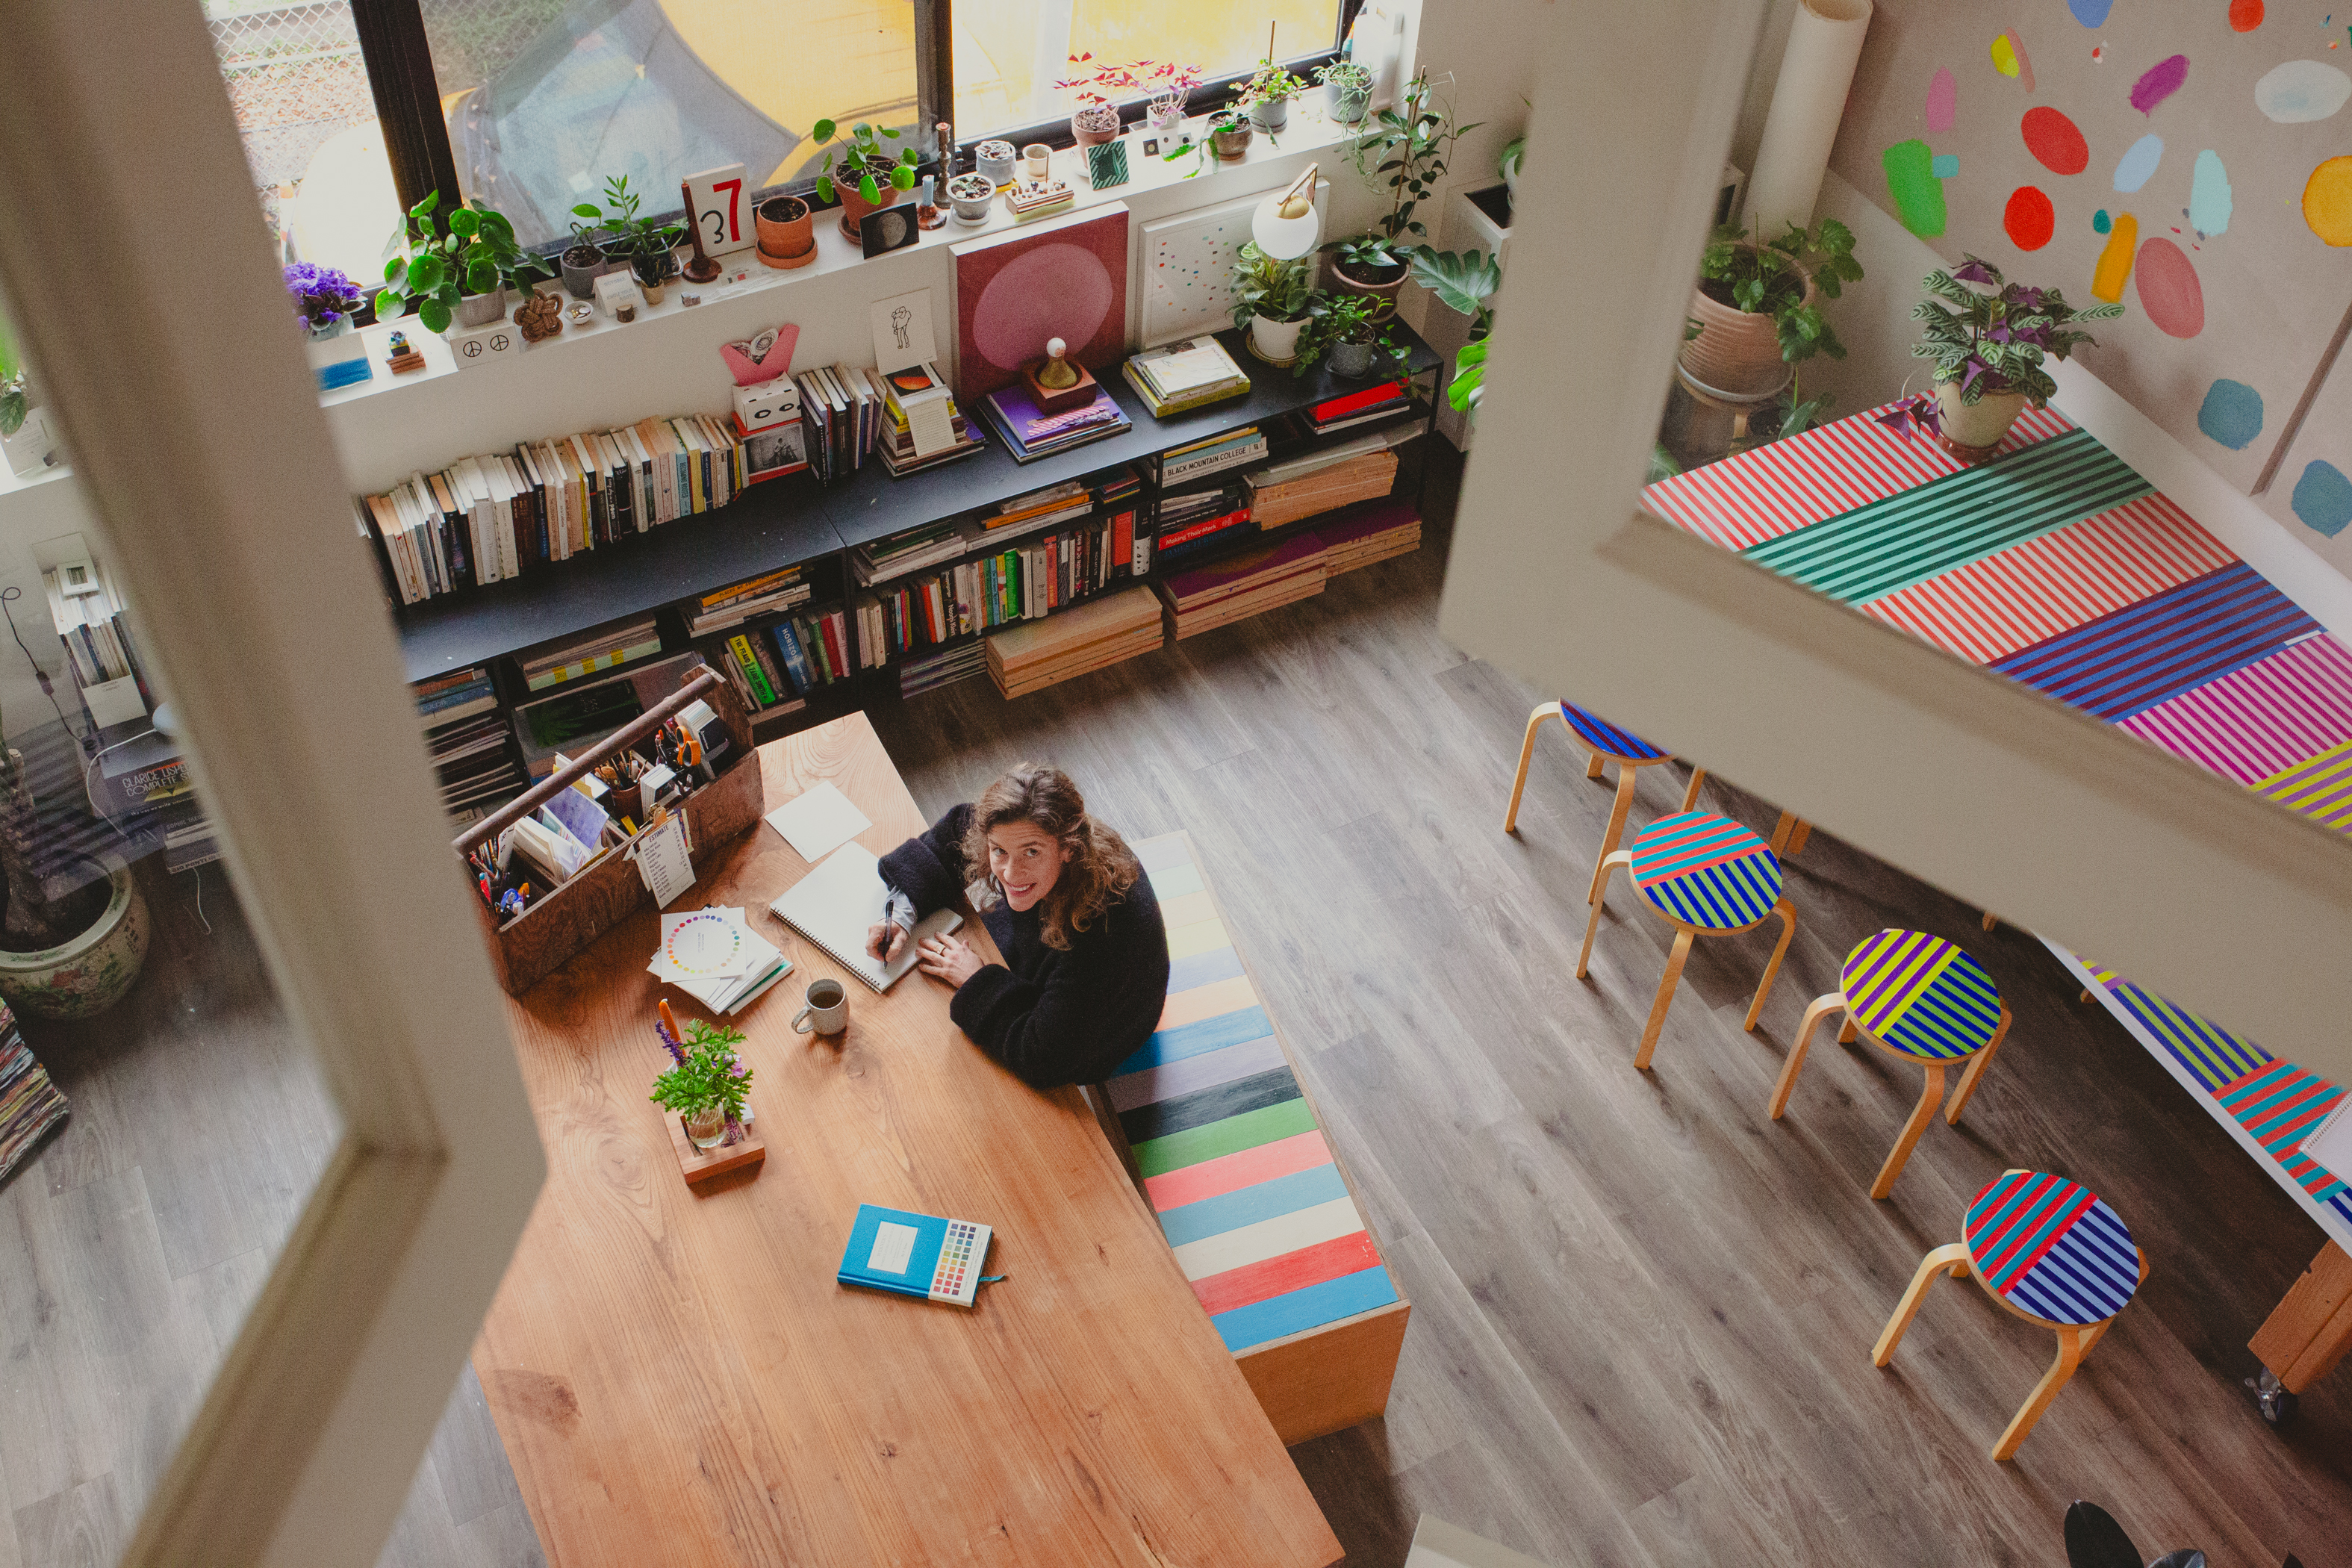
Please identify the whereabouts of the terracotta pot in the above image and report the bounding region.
[1679,252,1812,399]
[834,171,910,241]
[1211,123,1254,161]
[560,244,605,300]
[1250,95,1290,131]
[1326,255,1406,319]
[0,855,148,1020]
[1936,381,2031,453]
[1071,106,1121,146]
[755,196,815,267]
[1249,313,1307,362]
[457,285,507,327]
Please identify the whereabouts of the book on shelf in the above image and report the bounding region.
[1245,448,1399,529]
[1303,379,1414,435]
[899,641,989,698]
[853,510,1130,663]
[986,585,1162,698]
[688,564,812,635]
[414,666,523,816]
[979,382,1131,464]
[1155,532,1329,639]
[1155,426,1267,486]
[1123,337,1250,417]
[520,617,664,691]
[43,560,153,727]
[876,364,986,476]
[1317,499,1424,575]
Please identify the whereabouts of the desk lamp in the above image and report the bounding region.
[1251,164,1322,260]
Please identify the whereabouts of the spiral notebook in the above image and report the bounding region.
[767,841,962,992]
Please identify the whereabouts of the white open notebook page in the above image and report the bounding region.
[768,841,962,992]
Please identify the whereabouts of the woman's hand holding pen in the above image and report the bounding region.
[866,921,909,962]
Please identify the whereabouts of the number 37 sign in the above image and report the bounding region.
[682,163,754,259]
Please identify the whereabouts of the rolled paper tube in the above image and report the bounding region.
[1745,0,1873,239]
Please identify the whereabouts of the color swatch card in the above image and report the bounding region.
[837,1202,993,1307]
[649,906,791,1015]
[764,780,872,862]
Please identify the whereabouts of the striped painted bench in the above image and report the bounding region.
[1092,831,1410,1445]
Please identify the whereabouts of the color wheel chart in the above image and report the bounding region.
[1643,404,2352,1251]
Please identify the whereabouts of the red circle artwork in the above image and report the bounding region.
[2229,0,2265,31]
[2004,186,2056,249]
[2021,107,2090,175]
[2134,238,2206,337]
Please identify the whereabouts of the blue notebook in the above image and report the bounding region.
[838,1203,993,1307]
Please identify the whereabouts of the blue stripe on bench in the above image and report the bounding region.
[1209,1266,1401,1352]
[1158,1162,1353,1248]
[1113,1006,1275,1076]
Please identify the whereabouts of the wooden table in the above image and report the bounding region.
[474,712,1340,1567]
[1644,406,2352,1403]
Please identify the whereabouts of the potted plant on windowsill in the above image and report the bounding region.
[755,194,817,267]
[1316,59,1375,125]
[650,1014,754,1150]
[286,262,371,391]
[1242,60,1307,131]
[812,119,921,241]
[1681,216,1861,402]
[0,731,146,1020]
[588,175,684,305]
[559,207,608,299]
[1056,54,1137,146]
[1144,60,1203,134]
[1326,70,1477,318]
[377,191,540,332]
[1207,107,1254,161]
[1232,241,1319,363]
[1881,255,2122,459]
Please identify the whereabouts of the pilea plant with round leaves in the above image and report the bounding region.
[376,191,545,334]
[810,119,920,207]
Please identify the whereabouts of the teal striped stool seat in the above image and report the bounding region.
[1578,811,1798,1071]
[1770,929,2017,1198]
[1876,1169,2147,1460]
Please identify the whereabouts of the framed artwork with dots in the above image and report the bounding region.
[1139,180,1328,348]
[951,203,1130,402]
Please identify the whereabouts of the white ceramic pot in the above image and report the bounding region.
[0,855,149,1020]
[1250,314,1307,362]
[457,286,507,328]
[1148,103,1184,134]
[1935,382,2030,450]
[1250,95,1290,131]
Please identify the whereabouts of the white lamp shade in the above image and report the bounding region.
[1251,193,1322,260]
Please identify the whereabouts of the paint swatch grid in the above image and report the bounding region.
[1108,835,1399,1352]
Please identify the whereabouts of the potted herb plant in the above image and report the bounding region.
[945,173,996,224]
[1893,255,2123,453]
[650,1014,754,1150]
[377,192,541,331]
[560,208,607,299]
[1327,70,1478,317]
[811,119,921,240]
[1232,241,1319,363]
[1056,54,1136,146]
[0,732,146,1019]
[1681,216,1862,402]
[1145,61,1203,134]
[1316,58,1375,125]
[1241,60,1307,131]
[585,175,683,304]
[1207,107,1254,161]
[1293,293,1411,380]
[755,194,816,267]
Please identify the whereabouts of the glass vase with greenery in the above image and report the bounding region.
[650,1016,754,1146]
[375,191,542,333]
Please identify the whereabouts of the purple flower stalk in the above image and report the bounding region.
[654,1021,688,1065]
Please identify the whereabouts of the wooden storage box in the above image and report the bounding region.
[460,666,764,996]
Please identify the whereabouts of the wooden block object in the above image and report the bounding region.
[665,1113,766,1183]
[1248,450,1399,529]
[986,585,1163,696]
[2250,1239,2352,1393]
[1156,533,1329,639]
[1237,1297,1411,1445]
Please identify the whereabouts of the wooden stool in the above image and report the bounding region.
[1679,766,1809,859]
[1504,701,1700,905]
[1768,929,2015,1198]
[1874,1170,2147,1460]
[1576,811,1797,1068]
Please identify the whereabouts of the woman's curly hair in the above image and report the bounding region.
[960,763,1139,951]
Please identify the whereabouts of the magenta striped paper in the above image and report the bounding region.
[1641,402,2075,551]
[1860,491,2234,665]
[2118,633,2352,785]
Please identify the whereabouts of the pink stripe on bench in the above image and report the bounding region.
[1143,1129,1334,1213]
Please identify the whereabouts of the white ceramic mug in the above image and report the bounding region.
[791,977,847,1036]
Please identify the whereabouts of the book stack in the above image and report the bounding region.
[853,518,977,586]
[899,641,989,698]
[1098,464,1142,511]
[989,479,1093,532]
[1154,481,1252,560]
[980,379,1131,464]
[1304,378,1414,436]
[648,906,791,1015]
[521,617,663,693]
[0,1009,68,1187]
[416,666,523,819]
[689,565,812,635]
[1155,424,1267,488]
[797,362,983,482]
[1245,447,1399,529]
[715,606,853,715]
[854,511,1136,662]
[877,364,985,476]
[1316,499,1424,576]
[986,587,1162,698]
[359,417,749,604]
[43,561,153,728]
[1123,337,1251,417]
[1154,532,1328,641]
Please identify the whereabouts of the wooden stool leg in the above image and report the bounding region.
[1982,911,1999,931]
[1586,750,1608,780]
[1634,929,1696,1070]
[1770,810,1796,853]
[2250,1241,2352,1395]
[1679,766,1708,813]
[1874,1242,1971,1366]
[1576,851,1631,980]
[1783,819,1811,858]
[1769,992,1847,1119]
[1990,1326,2085,1460]
[1504,703,1555,833]
[1743,898,1797,1032]
[1870,1062,1947,1200]
[1944,1005,2012,1126]
[1588,766,1640,906]
[1838,1013,1858,1044]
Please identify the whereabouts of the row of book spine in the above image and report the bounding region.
[358,414,750,606]
[712,606,853,714]
[854,511,1140,662]
[42,564,153,723]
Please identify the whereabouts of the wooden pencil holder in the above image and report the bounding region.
[455,665,764,996]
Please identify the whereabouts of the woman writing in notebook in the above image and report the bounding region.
[867,765,1169,1088]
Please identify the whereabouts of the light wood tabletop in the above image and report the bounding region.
[474,712,1340,1568]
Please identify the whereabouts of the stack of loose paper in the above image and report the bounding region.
[764,780,872,862]
[648,906,791,1015]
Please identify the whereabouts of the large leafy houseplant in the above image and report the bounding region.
[1327,70,1480,288]
[1684,215,1861,430]
[1231,242,1318,326]
[1411,247,1499,420]
[1909,255,2121,405]
[376,192,544,333]
[0,316,30,439]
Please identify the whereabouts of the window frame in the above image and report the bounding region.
[1441,0,2352,1087]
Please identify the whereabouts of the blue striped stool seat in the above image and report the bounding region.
[1965,1172,2142,1325]
[1558,703,1670,762]
[1841,930,2005,1060]
[1628,812,1783,930]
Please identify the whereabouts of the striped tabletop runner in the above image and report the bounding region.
[1109,833,1401,1353]
[2118,633,2352,788]
[1840,930,2004,1060]
[1965,1171,2143,1325]
[1627,812,1782,931]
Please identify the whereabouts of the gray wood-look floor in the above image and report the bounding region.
[7,449,2348,1567]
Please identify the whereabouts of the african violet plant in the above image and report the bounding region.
[1879,254,2121,440]
[284,262,366,332]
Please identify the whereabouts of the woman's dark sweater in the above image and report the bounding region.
[879,804,1169,1088]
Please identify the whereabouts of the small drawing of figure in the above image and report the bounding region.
[892,305,913,349]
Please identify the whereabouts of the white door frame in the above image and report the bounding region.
[1441,0,2352,1085]
[0,4,544,1564]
